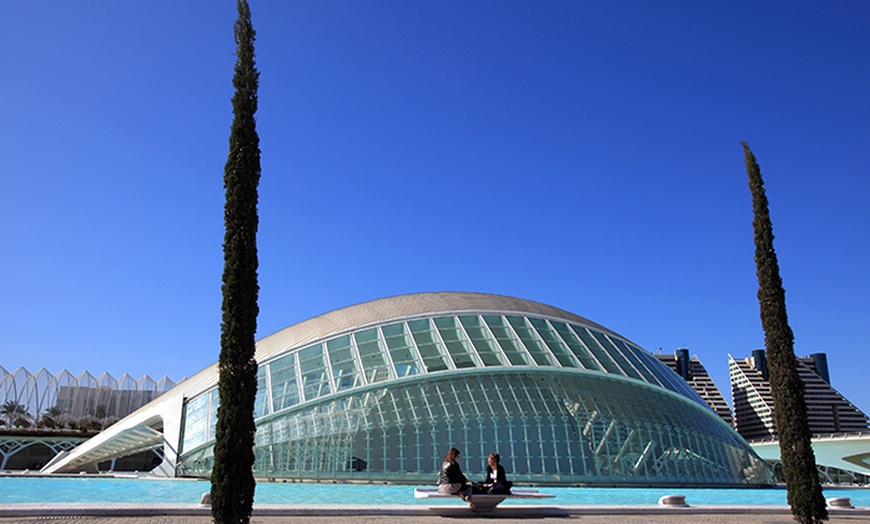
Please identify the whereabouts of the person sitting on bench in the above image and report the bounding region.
[481,452,512,494]
[437,447,473,501]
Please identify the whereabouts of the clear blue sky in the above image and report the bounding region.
[2,1,868,412]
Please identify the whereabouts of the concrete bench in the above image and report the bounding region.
[414,487,554,511]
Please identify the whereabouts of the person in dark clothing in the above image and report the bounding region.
[481,452,512,494]
[437,447,473,501]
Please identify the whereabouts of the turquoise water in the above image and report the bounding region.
[1,477,868,507]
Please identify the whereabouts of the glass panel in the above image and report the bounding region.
[507,316,555,366]
[299,343,331,401]
[254,365,269,418]
[590,331,642,380]
[550,321,602,371]
[571,326,622,374]
[237,366,772,485]
[355,328,393,383]
[528,317,578,367]
[407,319,450,372]
[181,392,209,451]
[327,335,361,391]
[208,388,219,441]
[382,323,421,377]
[270,353,300,412]
[639,353,685,390]
[638,350,702,400]
[610,338,658,384]
[433,316,477,369]
[458,315,505,366]
[482,315,530,365]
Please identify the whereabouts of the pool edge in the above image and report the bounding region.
[1,503,868,519]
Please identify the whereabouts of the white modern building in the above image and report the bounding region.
[41,293,773,486]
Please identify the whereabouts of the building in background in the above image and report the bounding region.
[41,292,774,486]
[729,350,869,441]
[1,367,175,471]
[729,350,870,483]
[653,348,733,426]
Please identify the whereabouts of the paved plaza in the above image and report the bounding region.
[1,504,869,524]
[3,515,870,524]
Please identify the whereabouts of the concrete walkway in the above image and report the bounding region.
[3,515,870,523]
[1,504,869,523]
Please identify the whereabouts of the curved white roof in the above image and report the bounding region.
[254,291,616,362]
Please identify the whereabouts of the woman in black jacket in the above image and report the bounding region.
[482,452,512,494]
[437,447,472,500]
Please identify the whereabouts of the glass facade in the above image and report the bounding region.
[177,311,773,485]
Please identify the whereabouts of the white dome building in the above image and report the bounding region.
[43,292,773,486]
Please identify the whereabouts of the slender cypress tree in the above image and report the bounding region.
[211,1,260,523]
[742,142,827,523]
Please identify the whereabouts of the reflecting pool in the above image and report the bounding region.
[1,477,868,507]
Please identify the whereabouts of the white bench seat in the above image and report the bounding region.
[414,487,554,511]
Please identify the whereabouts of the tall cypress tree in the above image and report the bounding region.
[211,1,260,523]
[742,142,827,523]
